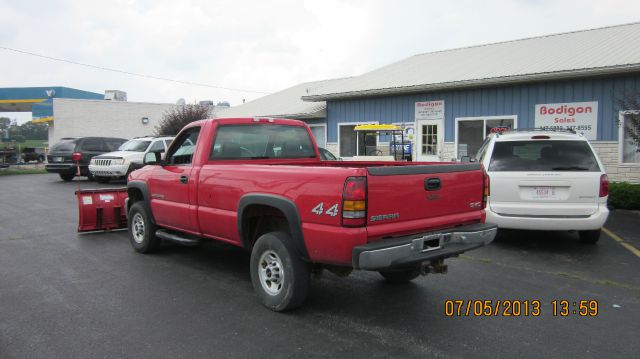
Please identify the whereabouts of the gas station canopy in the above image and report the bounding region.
[0,87,103,123]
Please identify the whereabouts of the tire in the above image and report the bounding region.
[579,229,601,244]
[95,176,111,184]
[87,172,95,182]
[250,232,310,311]
[37,155,45,163]
[379,268,421,284]
[128,202,161,253]
[59,173,75,182]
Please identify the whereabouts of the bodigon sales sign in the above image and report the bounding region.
[534,101,598,140]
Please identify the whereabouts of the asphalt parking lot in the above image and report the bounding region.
[1,174,639,359]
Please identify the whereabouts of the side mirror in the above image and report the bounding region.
[143,151,162,165]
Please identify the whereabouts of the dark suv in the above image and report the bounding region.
[46,137,127,181]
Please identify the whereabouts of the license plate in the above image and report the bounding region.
[53,157,64,162]
[532,186,556,199]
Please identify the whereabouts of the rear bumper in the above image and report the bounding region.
[486,206,609,231]
[46,163,84,175]
[352,223,497,270]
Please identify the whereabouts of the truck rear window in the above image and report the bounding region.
[488,140,601,172]
[210,125,316,160]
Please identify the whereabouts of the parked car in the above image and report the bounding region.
[124,118,496,311]
[22,147,46,163]
[475,129,609,243]
[46,137,127,181]
[318,147,339,160]
[89,136,173,183]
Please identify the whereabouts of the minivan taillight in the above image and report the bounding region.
[482,170,490,209]
[342,176,367,227]
[72,152,82,161]
[599,174,609,197]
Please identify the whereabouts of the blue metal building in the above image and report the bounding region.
[303,22,640,183]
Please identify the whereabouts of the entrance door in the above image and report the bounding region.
[415,119,442,161]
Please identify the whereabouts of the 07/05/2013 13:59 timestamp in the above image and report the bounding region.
[444,299,599,317]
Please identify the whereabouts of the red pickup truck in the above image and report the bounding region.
[126,117,496,311]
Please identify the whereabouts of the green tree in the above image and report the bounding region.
[155,104,212,136]
[16,122,48,140]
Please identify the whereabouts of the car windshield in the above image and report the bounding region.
[118,140,151,152]
[50,139,78,152]
[319,147,337,160]
[488,140,601,172]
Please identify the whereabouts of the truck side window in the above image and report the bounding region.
[166,127,201,165]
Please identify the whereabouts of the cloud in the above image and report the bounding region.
[1,0,639,113]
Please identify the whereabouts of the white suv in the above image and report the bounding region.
[89,136,173,183]
[475,129,609,243]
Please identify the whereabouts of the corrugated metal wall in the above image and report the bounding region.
[326,74,640,142]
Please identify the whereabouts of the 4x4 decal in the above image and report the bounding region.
[311,202,339,217]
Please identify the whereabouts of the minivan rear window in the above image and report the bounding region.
[50,139,78,152]
[488,140,600,172]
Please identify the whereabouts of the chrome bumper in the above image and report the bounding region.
[353,223,497,270]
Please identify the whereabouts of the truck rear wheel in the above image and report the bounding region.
[379,268,421,284]
[250,231,310,311]
[128,202,160,253]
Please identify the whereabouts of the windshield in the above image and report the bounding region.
[50,139,78,152]
[118,140,151,152]
[488,140,601,172]
[210,125,316,160]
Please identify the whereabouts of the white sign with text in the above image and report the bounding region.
[534,101,598,140]
[415,100,444,121]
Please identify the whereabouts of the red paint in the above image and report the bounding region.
[128,118,487,266]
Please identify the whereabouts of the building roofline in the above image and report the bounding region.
[53,98,176,106]
[302,64,640,101]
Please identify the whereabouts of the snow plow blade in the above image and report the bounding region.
[76,188,128,232]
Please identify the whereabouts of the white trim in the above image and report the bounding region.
[454,115,518,159]
[307,123,327,148]
[337,121,378,158]
[618,110,640,166]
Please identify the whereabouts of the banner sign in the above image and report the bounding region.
[534,101,598,140]
[415,100,444,121]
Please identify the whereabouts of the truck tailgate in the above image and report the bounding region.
[366,163,485,239]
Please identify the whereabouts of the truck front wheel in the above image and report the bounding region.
[379,268,421,284]
[128,202,160,253]
[250,232,310,311]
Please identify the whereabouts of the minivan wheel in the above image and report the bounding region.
[59,173,75,182]
[128,202,160,253]
[579,229,601,244]
[250,232,310,311]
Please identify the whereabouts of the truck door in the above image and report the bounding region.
[148,126,201,233]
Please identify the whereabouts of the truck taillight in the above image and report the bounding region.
[482,171,490,209]
[72,152,82,161]
[599,174,609,197]
[342,176,367,227]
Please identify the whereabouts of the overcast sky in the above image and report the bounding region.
[1,0,640,123]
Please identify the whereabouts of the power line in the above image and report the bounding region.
[0,45,270,95]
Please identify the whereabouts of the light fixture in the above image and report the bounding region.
[141,117,149,125]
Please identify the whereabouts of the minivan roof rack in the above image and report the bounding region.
[496,128,576,136]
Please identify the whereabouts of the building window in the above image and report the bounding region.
[455,116,517,159]
[620,111,640,164]
[338,122,377,157]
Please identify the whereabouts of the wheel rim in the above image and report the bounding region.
[258,250,285,296]
[131,213,145,244]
